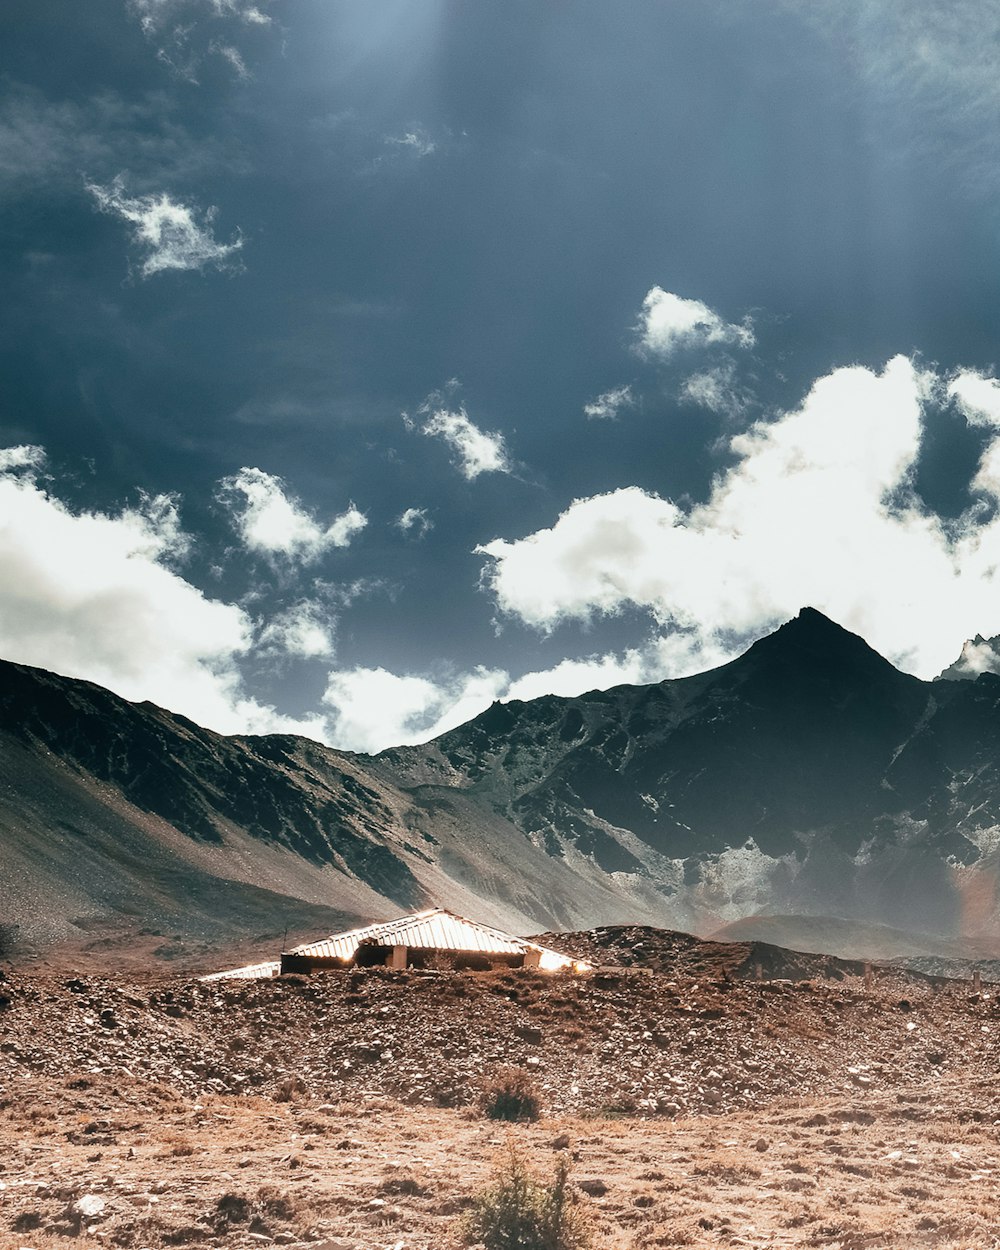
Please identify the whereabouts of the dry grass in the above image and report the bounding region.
[1,1073,1000,1249]
[479,1065,544,1122]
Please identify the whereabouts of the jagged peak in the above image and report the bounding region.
[741,607,909,677]
[936,634,1000,683]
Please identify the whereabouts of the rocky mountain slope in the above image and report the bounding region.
[375,608,1000,953]
[5,608,1000,963]
[0,660,670,963]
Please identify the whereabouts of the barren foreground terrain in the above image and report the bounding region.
[2,935,999,1249]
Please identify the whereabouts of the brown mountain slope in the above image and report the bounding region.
[0,658,675,966]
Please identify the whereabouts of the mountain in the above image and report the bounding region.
[5,607,1000,965]
[374,608,1000,950]
[0,658,671,965]
[937,633,1000,681]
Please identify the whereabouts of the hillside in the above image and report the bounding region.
[1,945,999,1249]
[6,608,1000,962]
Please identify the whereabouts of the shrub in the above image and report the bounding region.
[463,1150,590,1250]
[479,1066,542,1122]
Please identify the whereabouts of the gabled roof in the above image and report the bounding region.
[284,906,590,972]
[199,960,280,982]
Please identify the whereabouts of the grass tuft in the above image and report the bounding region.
[479,1066,543,1122]
[463,1149,590,1250]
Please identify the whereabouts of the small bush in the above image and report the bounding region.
[463,1150,590,1250]
[274,1075,307,1102]
[479,1066,542,1122]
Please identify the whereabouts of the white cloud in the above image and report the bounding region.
[477,354,1000,680]
[129,0,271,31]
[416,404,510,480]
[635,287,754,359]
[0,444,46,473]
[210,42,251,79]
[127,0,272,81]
[0,87,237,195]
[506,651,646,702]
[396,506,433,537]
[259,600,336,660]
[87,177,243,277]
[779,0,1000,197]
[384,129,437,158]
[220,467,367,565]
[583,384,635,421]
[680,362,750,418]
[948,370,1000,427]
[0,449,326,738]
[318,634,740,753]
[322,665,507,753]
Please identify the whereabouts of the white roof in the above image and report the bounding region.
[286,907,590,972]
[199,960,280,982]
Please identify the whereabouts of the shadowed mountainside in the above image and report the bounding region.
[5,608,1000,963]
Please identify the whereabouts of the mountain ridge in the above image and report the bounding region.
[4,608,1000,964]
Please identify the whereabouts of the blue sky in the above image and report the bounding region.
[5,0,1000,749]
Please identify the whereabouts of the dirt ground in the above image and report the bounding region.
[3,1075,1000,1250]
[2,940,1000,1249]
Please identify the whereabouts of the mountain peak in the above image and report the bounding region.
[770,606,864,646]
[936,634,1000,682]
[745,607,905,677]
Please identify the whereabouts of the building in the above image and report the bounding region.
[278,906,592,975]
[200,960,280,983]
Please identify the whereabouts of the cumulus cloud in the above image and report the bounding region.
[396,506,433,537]
[949,371,1000,427]
[317,633,740,753]
[411,392,511,480]
[220,467,367,565]
[583,384,635,421]
[0,449,325,738]
[477,354,1000,680]
[87,177,243,277]
[258,600,336,660]
[322,665,507,753]
[635,287,754,359]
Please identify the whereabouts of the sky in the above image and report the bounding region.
[5,0,1000,751]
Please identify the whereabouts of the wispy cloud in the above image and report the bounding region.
[128,0,272,81]
[384,128,437,159]
[409,384,511,480]
[86,177,243,277]
[634,287,754,359]
[209,41,251,80]
[779,0,1000,195]
[680,362,751,419]
[396,506,433,538]
[219,466,366,565]
[128,0,271,31]
[0,445,46,473]
[0,86,240,196]
[583,384,635,421]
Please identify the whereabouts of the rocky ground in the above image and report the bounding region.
[1,932,999,1248]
